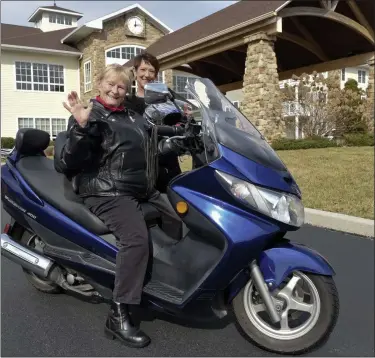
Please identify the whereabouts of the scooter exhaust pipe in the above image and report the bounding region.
[1,233,54,278]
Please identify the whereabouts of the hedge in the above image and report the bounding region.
[342,133,374,147]
[44,146,54,157]
[271,137,338,150]
[1,133,374,152]
[272,133,374,150]
[1,137,55,149]
[1,137,15,149]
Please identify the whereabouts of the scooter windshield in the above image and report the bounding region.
[185,78,287,172]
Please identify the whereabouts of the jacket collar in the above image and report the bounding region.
[94,96,125,112]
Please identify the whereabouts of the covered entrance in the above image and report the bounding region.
[142,0,374,139]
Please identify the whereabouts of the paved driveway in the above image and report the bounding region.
[1,205,374,356]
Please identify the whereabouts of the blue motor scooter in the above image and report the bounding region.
[1,78,339,354]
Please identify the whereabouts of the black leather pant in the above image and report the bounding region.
[83,190,182,304]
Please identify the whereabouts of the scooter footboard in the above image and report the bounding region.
[259,240,335,292]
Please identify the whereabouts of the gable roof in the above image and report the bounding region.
[28,5,83,23]
[1,24,81,55]
[146,0,289,58]
[61,3,173,45]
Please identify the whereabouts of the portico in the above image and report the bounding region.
[143,0,375,140]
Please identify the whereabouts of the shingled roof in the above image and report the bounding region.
[146,0,288,57]
[1,24,81,54]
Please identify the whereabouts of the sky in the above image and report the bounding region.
[1,1,238,30]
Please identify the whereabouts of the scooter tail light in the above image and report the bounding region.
[3,223,11,234]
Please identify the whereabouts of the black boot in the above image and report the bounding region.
[104,301,151,348]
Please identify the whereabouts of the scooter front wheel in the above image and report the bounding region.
[232,271,339,355]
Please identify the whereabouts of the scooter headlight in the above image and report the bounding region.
[216,170,304,227]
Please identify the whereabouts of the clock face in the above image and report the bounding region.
[127,16,144,35]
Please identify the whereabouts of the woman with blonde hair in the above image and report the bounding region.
[57,63,183,348]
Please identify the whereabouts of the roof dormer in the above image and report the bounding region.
[28,3,83,32]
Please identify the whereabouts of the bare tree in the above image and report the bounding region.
[281,72,372,138]
[281,72,336,138]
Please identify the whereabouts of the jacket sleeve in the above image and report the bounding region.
[67,115,76,131]
[58,115,101,172]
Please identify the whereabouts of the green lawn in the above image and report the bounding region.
[179,147,374,219]
[278,147,374,219]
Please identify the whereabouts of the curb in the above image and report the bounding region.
[305,208,374,238]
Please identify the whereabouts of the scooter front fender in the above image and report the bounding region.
[259,240,335,292]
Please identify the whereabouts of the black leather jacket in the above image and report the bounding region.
[56,99,183,199]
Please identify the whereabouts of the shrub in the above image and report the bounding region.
[271,137,338,151]
[343,133,374,147]
[1,137,15,149]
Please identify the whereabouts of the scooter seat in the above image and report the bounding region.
[16,157,161,236]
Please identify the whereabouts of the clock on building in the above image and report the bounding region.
[127,16,144,36]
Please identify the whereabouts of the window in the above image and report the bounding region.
[32,63,49,91]
[358,70,366,84]
[35,118,50,132]
[15,62,32,90]
[49,14,72,25]
[15,61,64,92]
[341,68,346,81]
[18,118,34,129]
[173,75,198,99]
[51,118,66,136]
[18,117,66,138]
[155,72,164,83]
[49,64,64,92]
[84,61,92,92]
[105,45,144,65]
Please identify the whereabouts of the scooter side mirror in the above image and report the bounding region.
[144,83,171,105]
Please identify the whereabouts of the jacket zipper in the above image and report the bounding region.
[134,123,149,195]
[119,152,125,178]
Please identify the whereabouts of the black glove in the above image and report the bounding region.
[158,138,181,156]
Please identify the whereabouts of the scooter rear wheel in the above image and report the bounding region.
[232,271,339,355]
[21,232,62,294]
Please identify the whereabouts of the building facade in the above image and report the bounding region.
[2,3,372,140]
[1,4,200,139]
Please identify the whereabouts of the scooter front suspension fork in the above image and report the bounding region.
[250,260,281,324]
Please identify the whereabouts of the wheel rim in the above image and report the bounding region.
[243,271,321,340]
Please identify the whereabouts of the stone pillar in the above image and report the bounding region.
[366,58,374,128]
[241,32,284,141]
[163,69,174,89]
